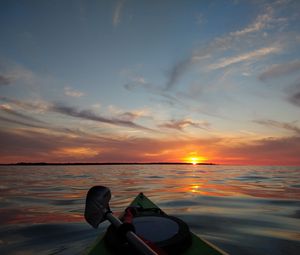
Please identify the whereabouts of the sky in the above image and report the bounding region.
[0,0,300,165]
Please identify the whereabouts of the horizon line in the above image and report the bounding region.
[0,162,216,166]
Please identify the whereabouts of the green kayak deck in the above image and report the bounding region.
[86,193,228,255]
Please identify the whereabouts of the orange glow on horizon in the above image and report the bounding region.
[53,147,99,158]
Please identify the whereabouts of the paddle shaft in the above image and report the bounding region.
[106,212,159,255]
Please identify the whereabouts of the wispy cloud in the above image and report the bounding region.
[123,74,223,118]
[259,60,300,81]
[230,6,273,37]
[164,1,290,89]
[159,119,211,131]
[208,46,281,70]
[118,111,143,121]
[0,61,35,86]
[64,86,85,97]
[290,92,300,107]
[0,97,155,131]
[123,75,185,106]
[289,91,300,107]
[108,105,150,122]
[254,119,300,135]
[166,57,194,90]
[0,116,45,129]
[288,81,300,107]
[0,96,50,112]
[124,76,148,90]
[112,0,125,27]
[51,103,154,131]
[0,104,45,124]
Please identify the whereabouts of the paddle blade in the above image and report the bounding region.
[84,186,111,228]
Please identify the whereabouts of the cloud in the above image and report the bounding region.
[165,50,214,90]
[0,104,45,124]
[0,129,59,161]
[165,33,241,89]
[0,97,157,132]
[64,86,85,97]
[218,135,300,165]
[123,75,222,118]
[51,103,154,131]
[0,116,45,129]
[0,127,299,165]
[122,67,218,117]
[288,81,300,107]
[124,76,148,90]
[0,75,13,86]
[254,119,300,135]
[123,75,187,108]
[166,57,194,90]
[259,60,300,81]
[230,6,273,37]
[0,61,35,86]
[159,119,211,131]
[164,1,290,89]
[208,46,281,70]
[53,147,99,158]
[0,96,50,112]
[108,105,150,122]
[289,91,300,107]
[0,128,104,163]
[118,111,143,121]
[112,0,125,27]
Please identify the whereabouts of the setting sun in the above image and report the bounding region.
[191,157,199,165]
[184,155,207,165]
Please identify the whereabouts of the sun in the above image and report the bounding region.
[185,156,207,165]
[183,152,208,165]
[190,157,199,165]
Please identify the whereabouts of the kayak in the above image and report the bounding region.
[86,192,228,255]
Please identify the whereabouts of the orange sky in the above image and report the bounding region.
[0,127,299,165]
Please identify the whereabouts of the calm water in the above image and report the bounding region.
[0,165,299,255]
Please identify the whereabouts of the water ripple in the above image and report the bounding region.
[0,165,299,255]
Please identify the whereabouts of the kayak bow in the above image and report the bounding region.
[85,192,228,255]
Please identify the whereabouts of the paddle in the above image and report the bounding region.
[84,186,159,255]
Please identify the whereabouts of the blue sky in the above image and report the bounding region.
[0,0,300,164]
